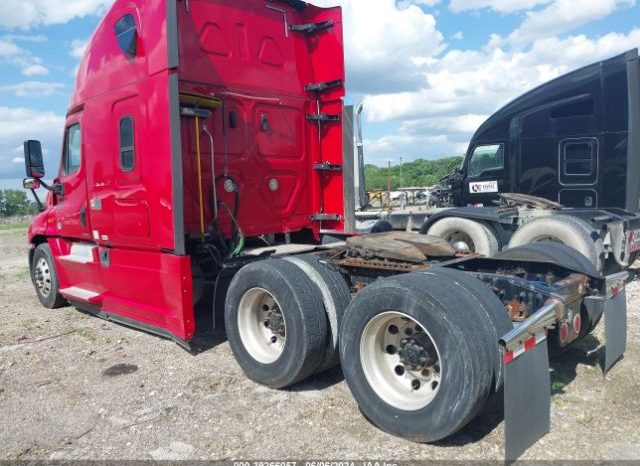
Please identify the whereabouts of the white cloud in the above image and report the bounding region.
[366,29,640,123]
[310,0,445,93]
[69,38,89,60]
[449,0,552,13]
[508,0,636,46]
[2,0,113,30]
[0,107,63,143]
[398,0,440,8]
[21,64,49,76]
[12,157,25,164]
[452,31,463,40]
[0,107,64,178]
[360,28,640,162]
[0,36,49,76]
[3,34,47,43]
[0,81,64,97]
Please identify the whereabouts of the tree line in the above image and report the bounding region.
[0,189,39,217]
[364,156,463,191]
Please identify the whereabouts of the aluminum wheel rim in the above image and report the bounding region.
[237,287,286,364]
[34,257,52,298]
[360,311,442,411]
[444,231,474,252]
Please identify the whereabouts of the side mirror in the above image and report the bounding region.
[23,178,41,190]
[23,140,45,179]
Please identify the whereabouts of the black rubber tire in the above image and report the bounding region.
[225,259,327,388]
[284,253,351,372]
[422,217,500,256]
[31,243,67,309]
[507,215,604,271]
[424,267,513,393]
[371,220,393,233]
[340,271,500,442]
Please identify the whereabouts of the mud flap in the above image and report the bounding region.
[503,330,550,461]
[604,287,627,373]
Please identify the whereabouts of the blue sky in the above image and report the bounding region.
[1,0,639,189]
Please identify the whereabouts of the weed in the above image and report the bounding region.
[0,223,29,232]
[76,328,97,342]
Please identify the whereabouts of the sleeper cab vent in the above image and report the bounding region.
[114,14,138,58]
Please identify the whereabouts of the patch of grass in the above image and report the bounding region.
[22,317,38,330]
[76,327,97,342]
[13,268,31,281]
[576,412,593,424]
[0,222,29,232]
[552,380,567,392]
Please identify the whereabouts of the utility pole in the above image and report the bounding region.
[387,160,393,216]
[399,157,404,189]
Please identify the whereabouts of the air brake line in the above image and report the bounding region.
[194,115,206,239]
[179,92,222,240]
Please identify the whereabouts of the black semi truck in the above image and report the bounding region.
[410,49,640,273]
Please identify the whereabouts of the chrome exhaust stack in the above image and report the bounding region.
[499,300,561,353]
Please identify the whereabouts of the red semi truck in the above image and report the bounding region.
[21,0,634,459]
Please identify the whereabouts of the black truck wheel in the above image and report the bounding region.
[422,217,500,256]
[225,259,327,388]
[507,215,604,271]
[31,243,67,309]
[340,271,503,442]
[284,254,351,372]
[422,267,513,393]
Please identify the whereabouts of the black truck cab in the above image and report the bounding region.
[445,48,640,212]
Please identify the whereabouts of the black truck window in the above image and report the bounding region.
[63,124,81,175]
[468,144,504,177]
[560,138,597,184]
[114,14,137,57]
[119,116,135,172]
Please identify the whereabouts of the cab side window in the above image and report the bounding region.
[559,138,597,184]
[468,144,504,177]
[63,124,82,174]
[119,116,135,172]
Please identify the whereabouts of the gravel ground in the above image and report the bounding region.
[1,228,639,461]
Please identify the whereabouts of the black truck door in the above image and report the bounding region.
[463,143,507,206]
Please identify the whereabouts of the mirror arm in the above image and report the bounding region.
[30,189,44,212]
[38,179,53,191]
[38,179,63,196]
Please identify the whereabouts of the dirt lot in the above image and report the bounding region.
[1,227,639,461]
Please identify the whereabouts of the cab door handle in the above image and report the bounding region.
[80,206,87,228]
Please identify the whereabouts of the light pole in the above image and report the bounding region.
[399,157,404,189]
[387,160,393,215]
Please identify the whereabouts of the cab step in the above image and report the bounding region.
[59,286,103,304]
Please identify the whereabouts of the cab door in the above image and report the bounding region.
[463,143,507,206]
[54,117,92,241]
